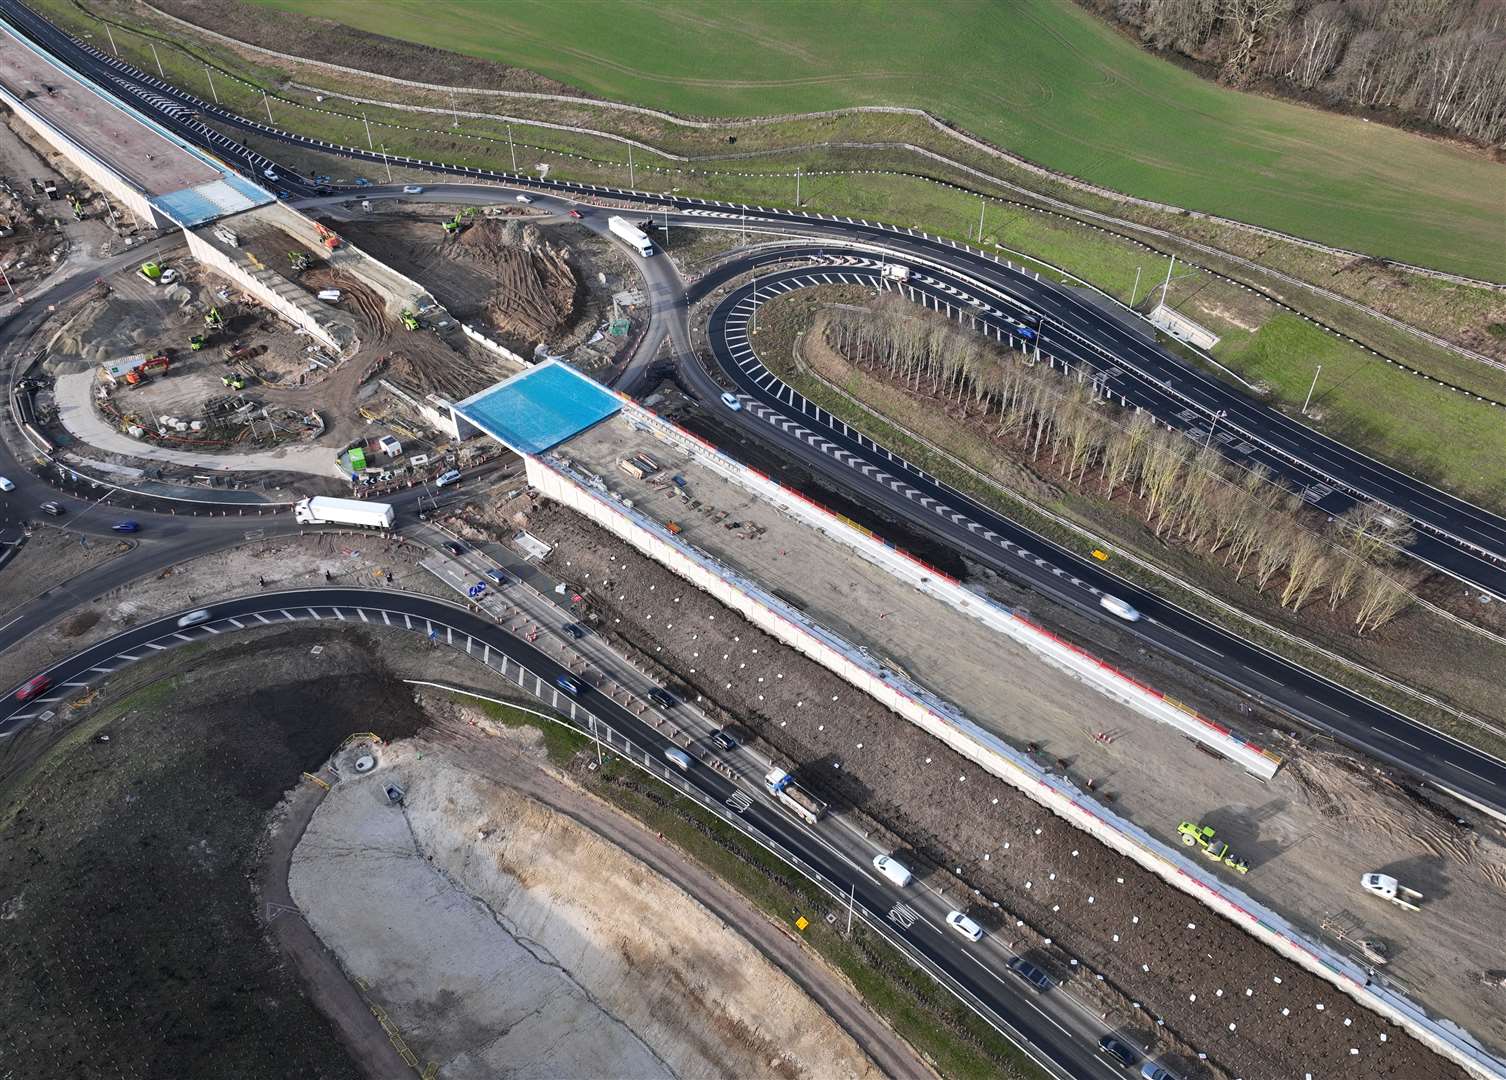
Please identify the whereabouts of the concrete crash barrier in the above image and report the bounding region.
[525,420,1504,1080]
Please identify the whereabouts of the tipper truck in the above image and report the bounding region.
[294,496,395,530]
[608,215,655,257]
[765,767,827,825]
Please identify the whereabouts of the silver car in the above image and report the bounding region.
[177,609,212,628]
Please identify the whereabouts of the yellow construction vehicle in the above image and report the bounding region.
[1177,820,1249,874]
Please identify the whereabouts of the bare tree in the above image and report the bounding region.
[1353,568,1416,633]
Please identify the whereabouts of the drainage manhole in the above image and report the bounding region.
[353,754,376,773]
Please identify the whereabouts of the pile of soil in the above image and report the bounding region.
[456,220,576,341]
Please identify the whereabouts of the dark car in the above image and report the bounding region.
[1098,1035,1139,1069]
[486,569,509,586]
[648,687,677,709]
[15,674,50,702]
[40,501,64,516]
[709,729,738,752]
[112,520,140,533]
[445,541,465,556]
[554,674,581,697]
[563,623,585,640]
[1006,958,1053,993]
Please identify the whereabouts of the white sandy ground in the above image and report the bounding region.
[290,737,883,1080]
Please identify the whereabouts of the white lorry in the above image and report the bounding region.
[294,496,395,529]
[765,767,828,825]
[881,263,911,282]
[608,215,655,257]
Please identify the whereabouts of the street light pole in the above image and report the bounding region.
[795,166,801,208]
[976,196,986,243]
[362,112,373,150]
[751,274,759,334]
[507,123,517,172]
[149,42,164,79]
[1129,266,1142,308]
[261,90,274,125]
[380,144,393,183]
[1158,254,1175,310]
[845,882,855,936]
[627,144,635,189]
[1205,409,1228,446]
[204,65,220,105]
[103,24,118,55]
[1302,364,1323,416]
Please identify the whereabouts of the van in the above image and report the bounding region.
[435,469,462,488]
[872,854,913,887]
[1098,594,1142,622]
[317,289,342,302]
[663,747,692,772]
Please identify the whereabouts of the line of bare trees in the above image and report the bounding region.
[1080,0,1506,145]
[824,301,1418,634]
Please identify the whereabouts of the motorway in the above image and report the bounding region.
[4,0,1503,600]
[0,5,1501,1074]
[675,254,1506,817]
[5,3,1503,812]
[0,588,1137,1080]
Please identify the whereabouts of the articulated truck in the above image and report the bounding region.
[765,767,827,825]
[294,496,395,529]
[608,215,654,257]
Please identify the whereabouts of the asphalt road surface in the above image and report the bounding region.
[5,0,1500,598]
[0,587,1140,1080]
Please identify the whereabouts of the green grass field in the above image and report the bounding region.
[249,0,1504,281]
[1213,315,1506,504]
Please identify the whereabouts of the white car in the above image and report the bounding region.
[159,268,178,285]
[945,910,984,942]
[177,609,212,628]
[720,391,742,411]
[402,185,424,194]
[663,747,692,772]
[263,168,279,181]
[1099,594,1142,622]
[0,477,13,492]
[515,194,533,204]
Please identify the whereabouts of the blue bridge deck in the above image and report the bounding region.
[452,361,623,455]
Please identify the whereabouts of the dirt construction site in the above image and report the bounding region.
[432,429,1501,1080]
[334,205,638,369]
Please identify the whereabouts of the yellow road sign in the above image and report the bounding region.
[795,916,809,932]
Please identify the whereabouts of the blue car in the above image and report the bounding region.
[353,177,371,187]
[112,520,140,533]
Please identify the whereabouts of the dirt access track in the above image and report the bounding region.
[291,715,890,1080]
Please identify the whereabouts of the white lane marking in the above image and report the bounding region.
[146,642,167,651]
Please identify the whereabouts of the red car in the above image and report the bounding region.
[16,675,50,702]
[567,209,583,219]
